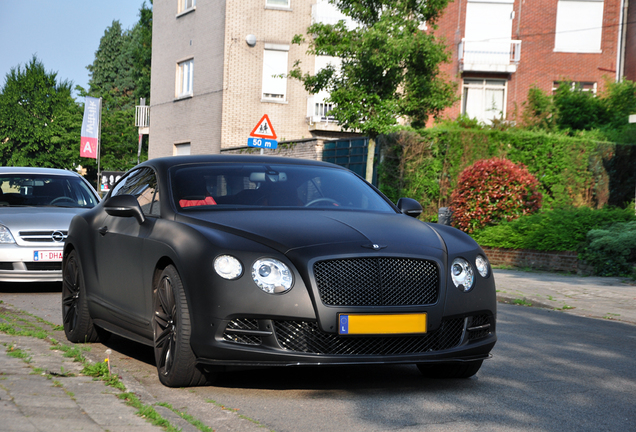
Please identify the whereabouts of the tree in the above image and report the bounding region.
[78,1,153,173]
[290,0,456,180]
[0,56,82,169]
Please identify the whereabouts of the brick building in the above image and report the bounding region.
[148,0,361,160]
[432,0,632,124]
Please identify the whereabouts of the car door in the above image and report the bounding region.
[95,168,160,332]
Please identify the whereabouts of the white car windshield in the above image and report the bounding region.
[0,174,98,208]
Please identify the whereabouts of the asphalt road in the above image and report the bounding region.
[1,282,635,431]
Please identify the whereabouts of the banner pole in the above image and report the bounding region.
[96,97,102,197]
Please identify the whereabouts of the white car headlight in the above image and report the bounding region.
[214,255,243,280]
[475,255,489,278]
[451,257,474,292]
[252,258,293,294]
[0,225,16,244]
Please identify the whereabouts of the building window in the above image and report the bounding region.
[266,0,290,8]
[554,0,604,53]
[178,0,196,14]
[552,81,598,94]
[176,59,193,98]
[462,79,506,124]
[262,46,289,102]
[174,143,191,155]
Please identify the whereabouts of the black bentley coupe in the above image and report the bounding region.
[62,155,496,387]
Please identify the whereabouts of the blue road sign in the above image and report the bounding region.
[248,137,278,149]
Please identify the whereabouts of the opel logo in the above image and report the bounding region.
[51,231,65,242]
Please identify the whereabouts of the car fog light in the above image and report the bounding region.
[451,257,475,292]
[475,255,489,278]
[0,225,16,244]
[252,258,293,294]
[214,255,243,280]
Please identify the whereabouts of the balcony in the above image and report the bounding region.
[306,96,340,132]
[458,39,521,73]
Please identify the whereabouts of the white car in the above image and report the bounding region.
[0,167,100,282]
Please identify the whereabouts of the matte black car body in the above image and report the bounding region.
[63,155,496,386]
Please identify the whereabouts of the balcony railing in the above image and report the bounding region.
[458,39,521,73]
[135,105,150,128]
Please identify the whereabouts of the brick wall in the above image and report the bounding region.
[434,0,622,122]
[482,247,580,273]
[220,138,325,161]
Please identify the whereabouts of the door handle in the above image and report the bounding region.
[98,226,108,236]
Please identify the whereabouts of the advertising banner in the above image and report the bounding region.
[80,97,101,159]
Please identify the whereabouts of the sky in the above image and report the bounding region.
[0,0,147,98]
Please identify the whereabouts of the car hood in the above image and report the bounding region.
[0,207,88,232]
[178,210,445,255]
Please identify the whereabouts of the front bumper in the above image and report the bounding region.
[0,245,63,282]
[193,313,496,367]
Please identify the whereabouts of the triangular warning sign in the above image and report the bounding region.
[249,114,277,139]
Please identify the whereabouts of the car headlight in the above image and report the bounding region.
[214,255,243,280]
[475,255,489,278]
[451,257,474,292]
[252,258,293,294]
[0,225,16,244]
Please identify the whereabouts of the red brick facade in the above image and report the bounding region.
[433,0,629,123]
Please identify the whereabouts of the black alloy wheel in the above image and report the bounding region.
[62,250,99,343]
[152,265,208,387]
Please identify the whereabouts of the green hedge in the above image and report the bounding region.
[378,127,636,221]
[471,207,636,252]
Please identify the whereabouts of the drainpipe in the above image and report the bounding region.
[616,0,628,82]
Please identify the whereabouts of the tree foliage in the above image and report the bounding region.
[0,56,82,169]
[289,0,456,138]
[449,158,542,233]
[77,1,153,174]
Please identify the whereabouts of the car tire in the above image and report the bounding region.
[417,360,483,379]
[62,250,100,343]
[152,265,208,387]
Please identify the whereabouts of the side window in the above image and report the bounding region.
[111,168,160,217]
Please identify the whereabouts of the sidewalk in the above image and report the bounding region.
[493,269,636,325]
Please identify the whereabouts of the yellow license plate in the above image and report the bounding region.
[338,313,427,335]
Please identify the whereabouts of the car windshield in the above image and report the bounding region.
[0,174,98,208]
[170,163,395,212]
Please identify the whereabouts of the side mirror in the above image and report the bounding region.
[104,194,145,224]
[397,198,422,218]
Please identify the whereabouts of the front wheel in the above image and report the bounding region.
[417,360,483,379]
[152,265,208,387]
[62,250,99,343]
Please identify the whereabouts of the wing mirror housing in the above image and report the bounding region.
[104,194,146,224]
[397,198,423,218]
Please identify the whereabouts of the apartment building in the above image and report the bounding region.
[148,0,361,160]
[432,0,631,124]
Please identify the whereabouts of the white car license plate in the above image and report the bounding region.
[34,250,63,262]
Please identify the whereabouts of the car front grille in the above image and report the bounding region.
[273,318,464,355]
[314,258,439,306]
[0,262,13,270]
[222,318,262,345]
[19,230,68,243]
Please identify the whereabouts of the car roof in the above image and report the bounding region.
[0,167,81,177]
[140,155,347,172]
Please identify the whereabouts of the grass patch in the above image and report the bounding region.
[118,393,180,432]
[511,298,533,306]
[156,402,214,432]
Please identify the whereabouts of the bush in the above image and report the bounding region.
[472,206,636,251]
[449,158,542,233]
[581,221,636,276]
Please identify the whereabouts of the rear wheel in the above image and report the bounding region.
[417,360,483,379]
[152,265,208,387]
[62,250,99,343]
